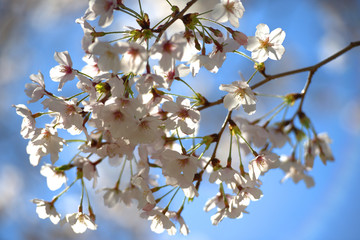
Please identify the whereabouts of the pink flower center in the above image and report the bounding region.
[224,1,235,13]
[42,129,51,139]
[104,1,113,12]
[61,65,73,75]
[120,98,131,107]
[128,47,140,58]
[177,157,189,168]
[259,37,273,49]
[178,109,190,119]
[235,87,246,97]
[166,70,175,81]
[106,50,115,58]
[66,104,76,115]
[163,41,175,53]
[215,43,224,54]
[255,155,265,167]
[113,110,124,121]
[139,120,150,130]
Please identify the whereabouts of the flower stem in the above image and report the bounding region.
[52,178,78,203]
[234,50,256,63]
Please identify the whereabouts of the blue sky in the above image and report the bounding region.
[2,0,360,239]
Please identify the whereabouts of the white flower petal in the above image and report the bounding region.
[269,28,286,45]
[255,23,270,38]
[268,45,285,61]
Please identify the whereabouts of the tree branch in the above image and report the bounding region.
[250,41,360,90]
[155,0,198,41]
[195,110,233,191]
[195,42,360,112]
[197,96,224,111]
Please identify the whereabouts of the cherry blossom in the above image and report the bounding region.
[209,36,241,73]
[209,167,245,192]
[187,54,216,77]
[235,117,269,148]
[26,126,65,166]
[42,98,84,135]
[13,104,36,139]
[103,187,122,208]
[135,73,166,94]
[92,97,137,139]
[81,55,102,77]
[219,80,257,114]
[162,97,200,135]
[245,23,286,62]
[73,157,99,188]
[248,151,280,180]
[49,51,76,90]
[234,175,263,206]
[153,64,190,90]
[206,194,247,225]
[89,39,122,73]
[231,31,248,46]
[212,0,245,28]
[304,133,334,168]
[25,71,46,103]
[75,18,95,52]
[84,0,119,28]
[268,125,291,149]
[150,34,187,72]
[159,149,199,198]
[76,74,98,104]
[314,133,335,165]
[280,155,314,188]
[140,208,176,235]
[128,115,163,144]
[204,193,228,213]
[32,199,61,224]
[131,174,156,209]
[118,41,147,75]
[40,164,67,191]
[65,212,97,233]
[167,211,190,236]
[15,0,337,236]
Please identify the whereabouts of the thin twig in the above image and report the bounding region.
[197,41,360,111]
[197,96,224,111]
[195,110,232,191]
[298,70,315,112]
[155,0,198,41]
[202,111,232,171]
[251,41,360,90]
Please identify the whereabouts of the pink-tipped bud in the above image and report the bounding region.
[232,31,248,45]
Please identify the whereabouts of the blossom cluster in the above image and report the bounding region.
[15,0,333,235]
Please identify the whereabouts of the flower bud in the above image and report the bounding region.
[228,119,241,135]
[298,112,311,129]
[232,31,248,45]
[194,38,201,51]
[136,13,150,29]
[90,31,105,37]
[208,27,223,38]
[254,62,265,72]
[211,158,221,170]
[182,13,199,30]
[203,36,213,44]
[283,93,302,106]
[142,29,153,40]
[293,127,306,142]
[194,93,208,106]
[171,5,180,17]
[95,82,110,94]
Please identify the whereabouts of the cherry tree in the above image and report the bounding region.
[14,0,360,236]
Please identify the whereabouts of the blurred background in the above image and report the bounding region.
[1,0,360,239]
